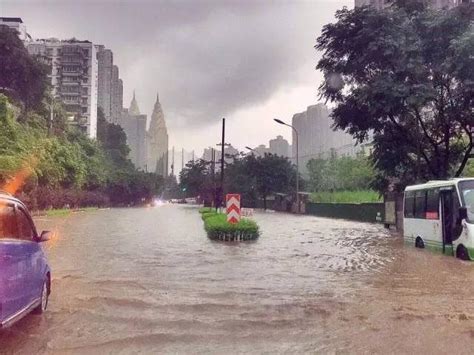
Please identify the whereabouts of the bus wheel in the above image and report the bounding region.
[415,237,424,249]
[456,245,470,261]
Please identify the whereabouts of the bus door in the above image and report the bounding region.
[440,188,454,254]
[440,187,461,254]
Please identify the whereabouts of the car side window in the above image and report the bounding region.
[0,203,18,239]
[17,207,36,241]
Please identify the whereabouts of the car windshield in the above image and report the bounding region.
[459,180,474,222]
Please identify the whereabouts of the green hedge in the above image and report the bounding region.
[199,209,259,241]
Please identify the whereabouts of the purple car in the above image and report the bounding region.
[0,192,51,328]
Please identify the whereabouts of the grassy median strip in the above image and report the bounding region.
[199,208,259,241]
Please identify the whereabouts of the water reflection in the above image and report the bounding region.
[1,205,473,353]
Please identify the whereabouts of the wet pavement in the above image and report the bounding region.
[1,204,474,354]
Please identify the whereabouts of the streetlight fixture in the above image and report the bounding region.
[274,118,300,213]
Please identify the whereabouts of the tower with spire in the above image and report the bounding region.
[147,92,169,177]
[119,90,147,170]
[129,90,140,116]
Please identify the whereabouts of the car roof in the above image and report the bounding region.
[0,192,27,209]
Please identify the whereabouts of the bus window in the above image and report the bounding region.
[459,180,474,222]
[426,189,439,220]
[404,191,415,218]
[415,190,426,219]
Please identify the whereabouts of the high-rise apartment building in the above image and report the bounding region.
[96,47,123,124]
[96,46,113,120]
[269,135,290,158]
[111,65,123,124]
[0,17,30,42]
[27,39,98,138]
[291,103,363,176]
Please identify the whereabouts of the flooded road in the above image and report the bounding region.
[2,204,474,354]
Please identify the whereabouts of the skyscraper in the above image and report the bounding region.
[120,92,147,170]
[291,103,360,176]
[97,46,113,121]
[111,65,123,123]
[147,93,169,176]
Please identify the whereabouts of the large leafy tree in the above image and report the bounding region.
[179,153,298,209]
[0,25,49,113]
[316,2,473,191]
[179,159,213,199]
[250,154,297,209]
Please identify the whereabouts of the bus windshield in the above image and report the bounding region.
[459,180,474,222]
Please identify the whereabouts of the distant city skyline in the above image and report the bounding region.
[2,0,354,155]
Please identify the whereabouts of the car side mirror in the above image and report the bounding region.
[38,231,52,242]
[459,207,468,221]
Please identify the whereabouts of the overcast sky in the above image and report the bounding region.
[2,0,352,157]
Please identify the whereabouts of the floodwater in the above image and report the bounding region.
[1,205,474,354]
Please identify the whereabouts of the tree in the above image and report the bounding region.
[97,107,131,167]
[179,159,213,199]
[0,25,49,113]
[316,2,473,192]
[246,153,297,210]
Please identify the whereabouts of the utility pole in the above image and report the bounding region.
[216,119,231,209]
[192,150,195,162]
[211,148,216,208]
[219,118,225,208]
[181,148,184,171]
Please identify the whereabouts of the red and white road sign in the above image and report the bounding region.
[226,194,241,224]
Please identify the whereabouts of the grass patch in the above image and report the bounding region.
[310,190,382,203]
[199,210,259,241]
[44,206,99,217]
[45,209,71,217]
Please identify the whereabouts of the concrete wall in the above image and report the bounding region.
[305,202,385,223]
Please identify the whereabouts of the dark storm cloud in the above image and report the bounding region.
[2,0,349,128]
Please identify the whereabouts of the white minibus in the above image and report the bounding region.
[404,178,474,260]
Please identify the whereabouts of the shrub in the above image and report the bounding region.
[201,212,259,241]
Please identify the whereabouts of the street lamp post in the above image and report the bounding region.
[274,118,299,213]
[245,146,257,156]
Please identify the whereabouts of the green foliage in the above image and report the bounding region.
[199,207,214,213]
[463,160,474,178]
[180,153,299,209]
[0,25,49,112]
[0,93,163,208]
[316,3,474,192]
[307,153,375,192]
[310,190,382,203]
[201,212,259,241]
[179,159,213,199]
